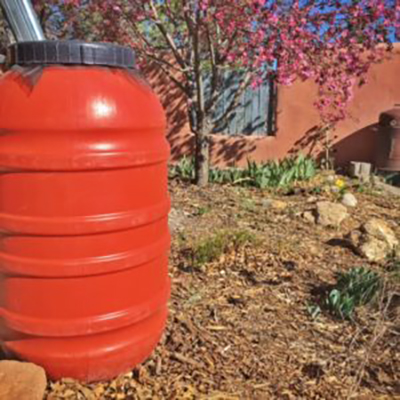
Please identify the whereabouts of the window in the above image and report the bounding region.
[205,71,277,136]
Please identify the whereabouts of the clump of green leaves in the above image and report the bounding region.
[244,155,317,189]
[309,267,382,320]
[170,154,317,189]
[169,156,195,180]
[190,230,257,267]
[326,268,381,319]
[194,206,211,216]
[208,167,244,185]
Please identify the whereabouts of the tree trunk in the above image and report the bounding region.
[194,126,210,186]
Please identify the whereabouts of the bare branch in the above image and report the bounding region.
[148,0,187,70]
[131,25,189,74]
[191,12,206,132]
[205,25,220,113]
[138,50,190,96]
[219,30,239,64]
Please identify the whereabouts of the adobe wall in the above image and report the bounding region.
[145,43,400,168]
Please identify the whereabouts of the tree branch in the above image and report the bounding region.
[205,24,220,113]
[148,0,188,71]
[131,23,190,74]
[191,11,206,132]
[139,50,190,96]
[219,30,239,64]
[204,28,241,113]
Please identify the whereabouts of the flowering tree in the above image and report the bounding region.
[33,0,399,185]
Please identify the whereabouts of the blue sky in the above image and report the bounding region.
[48,0,399,43]
[291,0,398,42]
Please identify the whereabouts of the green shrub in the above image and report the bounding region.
[170,154,317,189]
[309,267,382,320]
[326,267,381,319]
[244,154,317,189]
[169,156,195,181]
[190,230,257,267]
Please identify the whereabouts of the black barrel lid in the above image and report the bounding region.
[8,40,135,68]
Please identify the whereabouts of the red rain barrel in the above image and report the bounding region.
[0,41,170,382]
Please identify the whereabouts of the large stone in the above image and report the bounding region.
[362,218,398,248]
[349,162,372,182]
[0,361,47,400]
[349,218,398,262]
[341,193,358,208]
[263,199,288,211]
[359,238,392,263]
[316,201,348,227]
[302,211,316,224]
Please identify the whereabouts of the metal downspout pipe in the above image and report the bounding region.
[0,0,45,42]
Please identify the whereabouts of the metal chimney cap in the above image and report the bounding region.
[8,40,135,69]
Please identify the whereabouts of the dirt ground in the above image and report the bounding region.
[47,176,400,400]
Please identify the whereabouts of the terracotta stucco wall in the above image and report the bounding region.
[145,43,400,168]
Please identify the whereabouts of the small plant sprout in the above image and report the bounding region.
[311,267,382,320]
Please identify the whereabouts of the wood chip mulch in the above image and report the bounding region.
[46,178,400,399]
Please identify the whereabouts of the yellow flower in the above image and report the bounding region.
[335,179,345,189]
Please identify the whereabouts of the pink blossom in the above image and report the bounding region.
[33,0,398,125]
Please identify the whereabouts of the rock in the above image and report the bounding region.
[324,174,336,183]
[168,208,186,232]
[349,161,372,183]
[348,229,363,246]
[330,186,340,194]
[0,361,46,400]
[359,238,392,263]
[375,181,400,197]
[362,218,398,248]
[271,200,287,211]
[348,218,398,262]
[306,196,317,204]
[263,199,287,211]
[316,201,348,227]
[302,211,316,223]
[341,193,358,208]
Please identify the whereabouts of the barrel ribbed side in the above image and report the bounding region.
[0,66,170,381]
